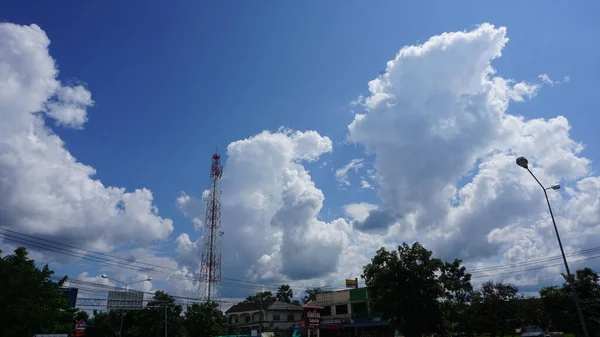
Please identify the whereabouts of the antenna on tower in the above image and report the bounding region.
[199,152,223,306]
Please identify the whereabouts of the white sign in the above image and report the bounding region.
[251,330,258,337]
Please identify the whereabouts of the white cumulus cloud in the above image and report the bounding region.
[0,23,173,253]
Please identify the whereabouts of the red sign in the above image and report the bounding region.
[75,319,87,337]
[302,300,324,330]
[304,308,321,329]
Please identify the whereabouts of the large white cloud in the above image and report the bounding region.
[0,22,173,253]
[176,129,354,283]
[176,23,600,296]
[347,23,600,287]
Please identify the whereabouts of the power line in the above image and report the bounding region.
[467,246,600,274]
[3,226,600,295]
[470,254,600,280]
[0,227,319,292]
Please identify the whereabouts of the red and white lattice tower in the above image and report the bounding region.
[199,153,224,304]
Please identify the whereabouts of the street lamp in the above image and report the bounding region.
[101,274,152,337]
[515,156,589,337]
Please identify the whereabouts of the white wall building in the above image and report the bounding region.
[226,301,304,334]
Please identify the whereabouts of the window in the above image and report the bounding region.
[245,316,251,323]
[273,315,280,321]
[352,302,368,318]
[335,304,348,315]
[234,317,239,323]
[323,306,332,316]
[287,314,295,321]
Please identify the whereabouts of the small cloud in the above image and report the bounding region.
[509,81,539,102]
[360,178,373,189]
[563,76,571,83]
[538,73,553,85]
[335,159,364,186]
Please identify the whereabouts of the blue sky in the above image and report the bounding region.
[1,0,600,303]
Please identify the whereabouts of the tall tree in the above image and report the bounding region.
[362,242,444,337]
[184,301,227,337]
[439,259,474,336]
[75,310,90,322]
[477,281,519,337]
[86,291,186,337]
[243,291,276,304]
[0,247,76,337]
[146,291,185,337]
[302,287,323,304]
[540,268,600,336]
[276,285,294,303]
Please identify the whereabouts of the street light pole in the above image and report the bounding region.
[101,275,152,337]
[516,157,589,337]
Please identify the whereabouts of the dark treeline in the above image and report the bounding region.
[362,242,600,337]
[0,246,226,337]
[3,244,600,337]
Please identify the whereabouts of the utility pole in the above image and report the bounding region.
[164,305,168,337]
[258,286,263,337]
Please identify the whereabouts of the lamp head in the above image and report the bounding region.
[101,274,108,279]
[516,157,529,169]
[146,277,153,281]
[549,184,561,190]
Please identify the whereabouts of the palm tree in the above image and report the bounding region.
[276,285,293,303]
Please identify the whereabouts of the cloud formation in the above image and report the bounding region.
[178,23,600,294]
[0,23,173,253]
[2,21,599,302]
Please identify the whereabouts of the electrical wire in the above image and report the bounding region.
[3,226,600,296]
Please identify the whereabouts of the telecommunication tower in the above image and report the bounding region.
[199,153,224,304]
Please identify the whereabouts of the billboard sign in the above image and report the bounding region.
[303,300,324,330]
[345,279,358,289]
[58,288,79,308]
[107,290,144,310]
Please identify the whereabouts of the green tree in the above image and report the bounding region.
[86,310,123,337]
[86,291,186,337]
[439,259,474,337]
[184,301,227,337]
[477,281,519,337]
[0,247,76,337]
[276,285,294,303]
[243,291,276,304]
[514,296,546,330]
[146,291,185,337]
[540,268,600,336]
[362,242,444,337]
[302,287,323,304]
[75,310,90,322]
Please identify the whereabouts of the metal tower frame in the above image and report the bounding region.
[199,153,224,305]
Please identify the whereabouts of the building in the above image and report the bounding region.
[315,287,393,337]
[226,301,304,335]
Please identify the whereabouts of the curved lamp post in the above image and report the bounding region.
[101,274,152,337]
[516,156,589,337]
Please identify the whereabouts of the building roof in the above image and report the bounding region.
[226,301,303,314]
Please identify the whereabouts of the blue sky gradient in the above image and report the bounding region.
[1,0,600,301]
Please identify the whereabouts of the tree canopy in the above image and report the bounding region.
[362,242,446,337]
[362,241,600,337]
[0,247,78,337]
[86,292,227,337]
[276,284,294,303]
[242,290,276,304]
[302,287,323,304]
